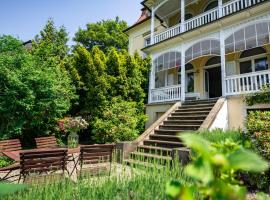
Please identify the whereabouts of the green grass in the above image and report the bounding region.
[1,158,192,200]
[199,129,243,143]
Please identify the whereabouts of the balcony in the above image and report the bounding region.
[225,70,270,96]
[148,0,265,46]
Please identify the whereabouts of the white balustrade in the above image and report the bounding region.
[185,8,219,32]
[225,70,270,95]
[149,0,265,45]
[154,24,181,44]
[223,0,264,16]
[150,85,181,103]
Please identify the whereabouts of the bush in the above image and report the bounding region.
[245,85,270,106]
[246,110,270,192]
[91,97,147,143]
[0,157,14,168]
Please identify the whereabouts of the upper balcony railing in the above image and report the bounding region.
[147,0,265,46]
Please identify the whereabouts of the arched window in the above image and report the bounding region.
[154,51,181,73]
[185,40,220,63]
[239,47,268,74]
[204,1,218,12]
[225,22,270,54]
[154,51,181,88]
[205,56,221,66]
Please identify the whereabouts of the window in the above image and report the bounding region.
[225,22,270,54]
[239,47,269,74]
[154,51,181,72]
[240,61,252,74]
[255,58,269,72]
[204,1,218,12]
[145,37,151,46]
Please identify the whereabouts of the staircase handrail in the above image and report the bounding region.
[199,98,226,130]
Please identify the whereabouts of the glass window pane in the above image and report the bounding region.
[255,57,269,71]
[155,71,166,88]
[164,53,170,69]
[202,40,211,55]
[235,29,244,42]
[193,43,201,58]
[154,59,158,72]
[256,23,268,35]
[176,52,181,67]
[240,61,252,74]
[169,52,176,69]
[157,55,164,71]
[186,73,194,93]
[245,24,256,39]
[185,47,192,63]
[246,37,257,49]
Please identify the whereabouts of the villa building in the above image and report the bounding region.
[125,0,270,131]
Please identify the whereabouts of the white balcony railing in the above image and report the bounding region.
[225,70,270,95]
[150,85,181,103]
[185,8,219,32]
[150,0,265,46]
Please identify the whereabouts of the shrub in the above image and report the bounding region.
[245,85,270,106]
[91,97,147,143]
[246,111,270,192]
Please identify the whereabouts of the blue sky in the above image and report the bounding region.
[0,0,142,43]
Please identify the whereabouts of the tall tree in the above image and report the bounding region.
[0,36,76,141]
[74,17,128,52]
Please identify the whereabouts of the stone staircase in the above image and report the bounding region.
[125,98,219,167]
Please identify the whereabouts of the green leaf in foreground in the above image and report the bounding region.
[227,149,269,172]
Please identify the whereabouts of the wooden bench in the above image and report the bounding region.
[80,144,115,176]
[0,139,22,156]
[35,136,59,149]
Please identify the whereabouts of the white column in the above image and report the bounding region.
[180,0,185,33]
[218,0,223,18]
[151,7,155,45]
[220,29,226,96]
[148,58,155,103]
[181,47,186,101]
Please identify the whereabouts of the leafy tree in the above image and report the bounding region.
[72,45,109,117]
[74,17,128,52]
[33,18,69,60]
[0,36,76,142]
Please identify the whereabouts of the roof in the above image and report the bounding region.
[124,8,151,33]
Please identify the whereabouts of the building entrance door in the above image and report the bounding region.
[204,66,222,98]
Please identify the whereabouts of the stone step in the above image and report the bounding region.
[150,134,181,142]
[159,124,200,131]
[183,99,218,106]
[154,129,195,135]
[143,139,184,148]
[168,115,207,121]
[171,111,210,116]
[137,145,173,156]
[124,159,165,169]
[163,120,204,126]
[179,103,216,109]
[130,152,172,163]
[175,107,213,112]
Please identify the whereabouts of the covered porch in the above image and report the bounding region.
[149,21,270,103]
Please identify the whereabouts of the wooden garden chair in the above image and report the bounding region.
[0,139,22,182]
[79,144,115,177]
[19,148,68,184]
[35,136,59,149]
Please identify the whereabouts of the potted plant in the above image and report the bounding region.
[58,117,89,148]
